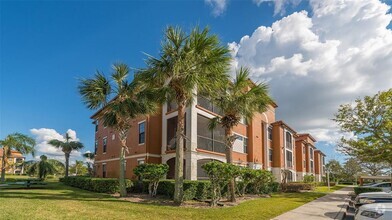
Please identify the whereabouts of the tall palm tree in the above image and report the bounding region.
[78,63,157,197]
[136,26,230,203]
[48,132,84,178]
[0,133,36,182]
[208,67,273,202]
[83,151,95,176]
[27,155,61,180]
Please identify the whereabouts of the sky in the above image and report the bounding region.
[1,0,391,165]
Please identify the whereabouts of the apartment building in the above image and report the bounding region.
[0,149,25,174]
[295,134,318,181]
[93,92,326,182]
[314,150,326,182]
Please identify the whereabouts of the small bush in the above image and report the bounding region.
[353,187,383,195]
[133,163,169,197]
[303,174,315,183]
[284,182,314,192]
[61,176,132,194]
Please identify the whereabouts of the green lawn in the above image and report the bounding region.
[313,185,346,193]
[0,181,342,220]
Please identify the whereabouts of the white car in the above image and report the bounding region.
[361,182,392,193]
[353,191,392,209]
[355,203,392,220]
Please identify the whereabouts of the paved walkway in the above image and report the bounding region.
[272,187,353,220]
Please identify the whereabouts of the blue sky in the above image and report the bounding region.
[1,0,391,163]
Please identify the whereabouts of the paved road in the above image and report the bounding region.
[272,187,353,220]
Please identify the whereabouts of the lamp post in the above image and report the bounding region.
[326,167,331,191]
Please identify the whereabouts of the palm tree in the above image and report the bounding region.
[27,155,60,180]
[83,151,95,176]
[136,26,230,203]
[208,67,273,202]
[48,132,84,178]
[0,133,36,182]
[78,63,157,197]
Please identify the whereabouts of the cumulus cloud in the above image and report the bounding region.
[205,0,227,17]
[230,0,392,143]
[30,128,82,162]
[253,0,302,15]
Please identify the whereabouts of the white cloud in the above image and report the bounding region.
[205,0,227,17]
[30,128,82,162]
[230,0,392,143]
[253,0,302,15]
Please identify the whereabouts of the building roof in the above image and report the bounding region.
[271,120,297,134]
[0,148,25,158]
[297,133,317,142]
[314,149,326,156]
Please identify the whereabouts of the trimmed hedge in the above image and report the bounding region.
[353,187,383,195]
[60,176,132,194]
[283,182,314,192]
[132,180,212,201]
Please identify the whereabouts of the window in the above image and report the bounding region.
[243,137,248,153]
[167,100,178,112]
[102,164,106,178]
[303,160,306,168]
[103,137,107,153]
[166,116,186,150]
[285,131,292,149]
[286,150,293,168]
[310,148,314,160]
[112,134,115,140]
[303,146,306,154]
[322,156,325,165]
[139,122,145,144]
[94,140,98,154]
[287,171,293,182]
[137,159,145,165]
[197,114,225,153]
[268,126,273,140]
[197,96,222,115]
[124,160,127,171]
[310,161,314,172]
[95,120,99,132]
[269,149,273,161]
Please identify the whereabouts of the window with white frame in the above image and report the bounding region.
[137,159,145,165]
[139,121,145,144]
[286,150,293,168]
[285,131,292,149]
[103,137,107,153]
[268,126,273,140]
[94,140,98,154]
[310,147,314,160]
[269,148,273,161]
[95,120,98,132]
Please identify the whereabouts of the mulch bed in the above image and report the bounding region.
[114,193,270,208]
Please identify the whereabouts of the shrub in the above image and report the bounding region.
[252,170,275,194]
[303,174,315,183]
[353,187,382,195]
[237,167,257,196]
[133,163,169,197]
[61,176,132,194]
[202,161,237,206]
[284,182,314,192]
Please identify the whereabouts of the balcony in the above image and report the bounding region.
[197,136,226,154]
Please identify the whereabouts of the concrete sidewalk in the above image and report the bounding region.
[272,187,353,220]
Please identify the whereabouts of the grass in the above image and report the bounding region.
[0,181,340,220]
[313,185,346,193]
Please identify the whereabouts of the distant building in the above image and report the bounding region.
[0,148,25,174]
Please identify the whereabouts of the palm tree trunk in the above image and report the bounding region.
[65,153,70,177]
[119,130,128,197]
[1,147,6,182]
[225,128,236,202]
[174,101,186,204]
